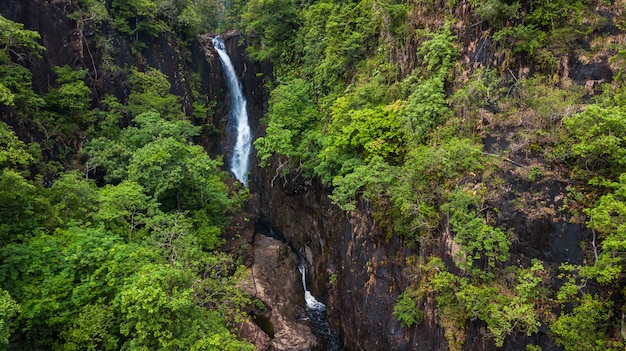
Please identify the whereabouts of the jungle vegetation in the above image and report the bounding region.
[0,6,253,350]
[1,0,626,350]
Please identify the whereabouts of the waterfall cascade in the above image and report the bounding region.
[299,265,344,351]
[299,265,327,311]
[212,36,252,186]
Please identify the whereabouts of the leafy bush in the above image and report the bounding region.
[562,105,626,179]
[0,289,19,346]
[393,290,424,327]
[472,0,520,29]
[240,0,300,62]
[551,295,612,351]
[390,138,484,240]
[254,78,320,172]
[442,188,510,271]
[427,259,544,349]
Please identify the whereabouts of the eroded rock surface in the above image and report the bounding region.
[242,234,319,351]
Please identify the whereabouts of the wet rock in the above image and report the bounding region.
[242,234,320,351]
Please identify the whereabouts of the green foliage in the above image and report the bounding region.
[328,156,395,211]
[416,28,457,78]
[442,188,510,270]
[0,15,44,62]
[472,0,520,29]
[40,66,96,155]
[334,100,406,162]
[61,303,118,351]
[0,194,251,350]
[116,264,252,350]
[493,25,546,57]
[254,78,320,171]
[525,0,587,30]
[449,67,502,120]
[491,0,599,69]
[390,138,484,240]
[549,263,620,350]
[456,280,540,347]
[0,38,249,349]
[95,180,157,239]
[296,0,378,96]
[562,105,626,179]
[0,289,19,346]
[72,0,110,27]
[156,0,227,36]
[240,0,300,62]
[426,259,468,351]
[402,77,449,144]
[91,95,126,139]
[0,64,45,116]
[0,121,34,169]
[50,171,99,225]
[551,294,612,351]
[580,175,626,284]
[110,0,165,36]
[0,64,97,164]
[400,28,457,144]
[0,170,58,244]
[317,99,405,185]
[74,0,227,40]
[85,109,239,246]
[127,68,183,119]
[127,137,228,213]
[393,289,424,327]
[424,258,544,349]
[0,82,14,106]
[85,111,201,183]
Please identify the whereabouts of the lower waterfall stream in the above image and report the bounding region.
[256,221,345,350]
[299,265,344,351]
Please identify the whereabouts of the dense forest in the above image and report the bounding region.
[0,1,254,349]
[1,0,626,350]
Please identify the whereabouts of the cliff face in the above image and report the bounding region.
[247,149,595,351]
[252,175,430,350]
[250,172,566,350]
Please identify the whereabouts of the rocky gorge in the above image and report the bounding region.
[210,33,592,351]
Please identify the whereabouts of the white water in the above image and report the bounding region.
[299,265,327,311]
[212,36,251,186]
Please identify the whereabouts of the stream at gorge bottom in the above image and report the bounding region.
[300,265,344,351]
[251,221,345,351]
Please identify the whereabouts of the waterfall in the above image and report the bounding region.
[299,265,327,311]
[212,36,251,186]
[299,264,344,351]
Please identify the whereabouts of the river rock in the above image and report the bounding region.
[237,319,272,351]
[242,234,320,351]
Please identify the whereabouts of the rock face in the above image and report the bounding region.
[251,171,581,351]
[253,175,448,351]
[242,234,320,351]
